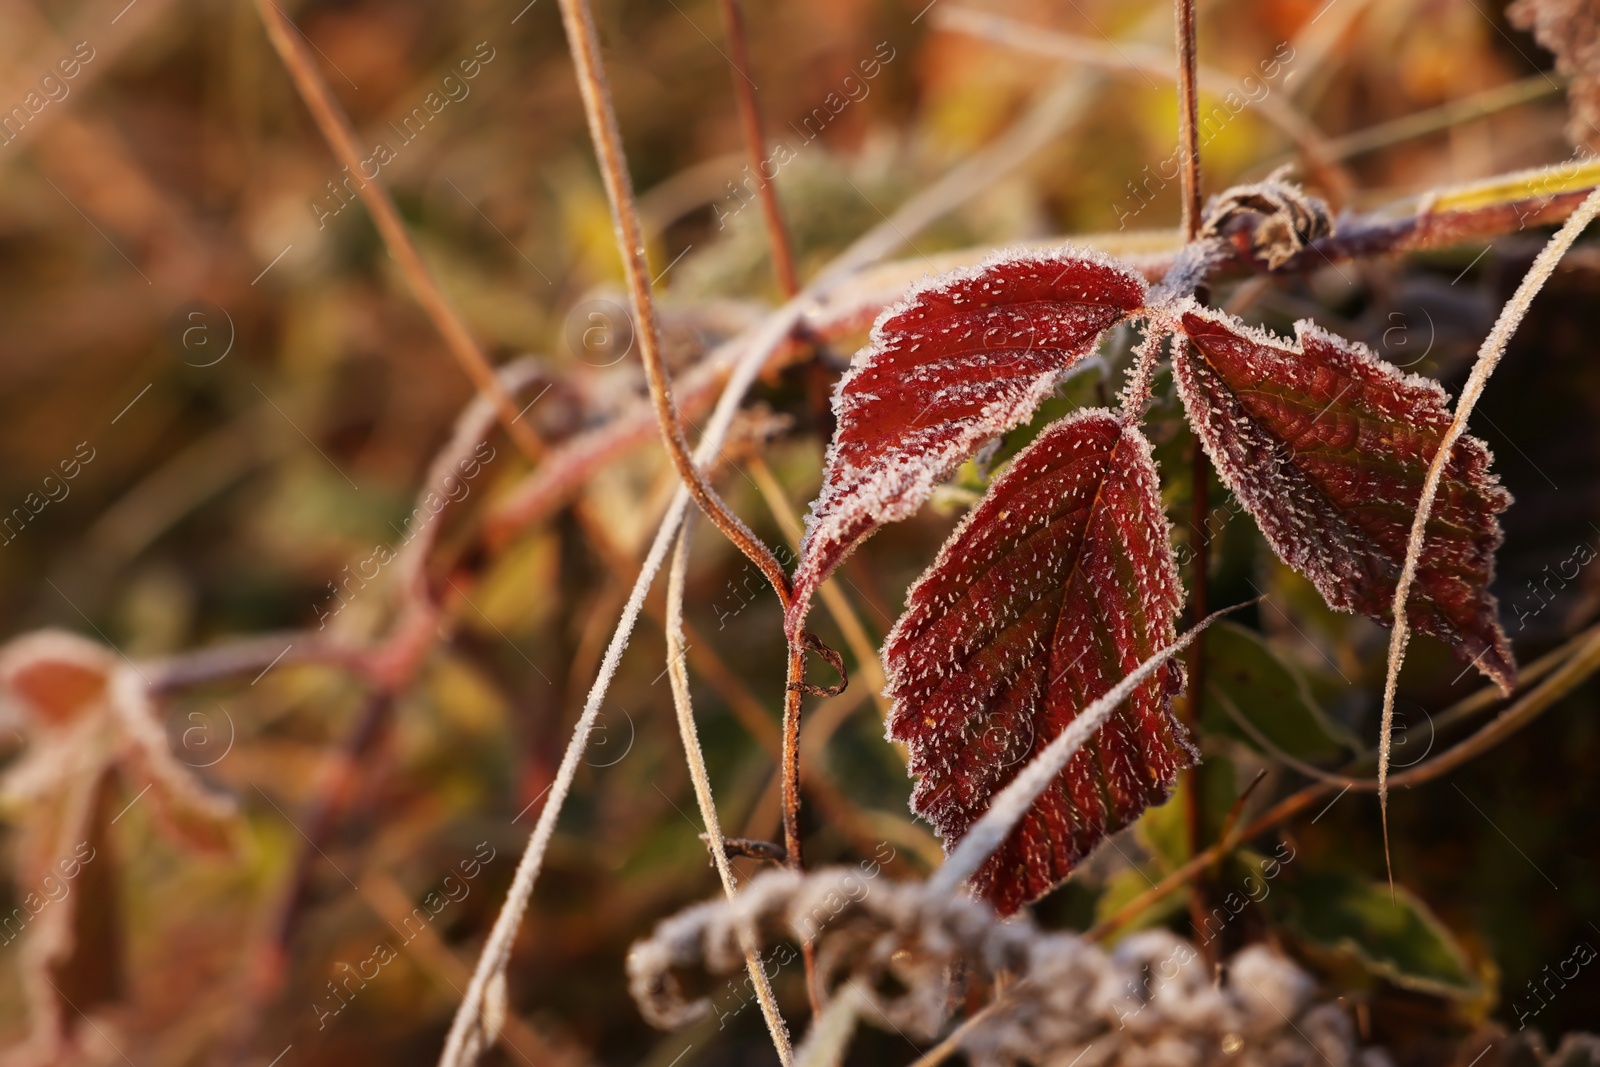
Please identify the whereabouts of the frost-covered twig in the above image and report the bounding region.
[554,0,794,612]
[665,518,794,1063]
[437,296,811,1067]
[1376,184,1600,889]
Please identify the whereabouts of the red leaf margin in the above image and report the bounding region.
[883,408,1193,915]
[785,246,1149,638]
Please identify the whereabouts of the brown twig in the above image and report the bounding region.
[1170,0,1215,954]
[552,0,794,615]
[1174,0,1202,242]
[715,0,799,297]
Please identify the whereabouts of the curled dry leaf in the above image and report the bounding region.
[884,409,1192,915]
[787,248,1148,635]
[1171,304,1515,690]
[0,630,238,854]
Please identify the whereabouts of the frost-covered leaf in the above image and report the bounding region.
[788,248,1148,634]
[1171,304,1515,690]
[884,409,1192,915]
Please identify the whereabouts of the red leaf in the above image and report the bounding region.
[883,409,1193,915]
[1171,304,1515,689]
[787,248,1147,635]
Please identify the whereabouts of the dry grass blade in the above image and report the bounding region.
[1375,185,1600,891]
[436,298,810,1067]
[664,519,794,1064]
[935,7,1336,175]
[1098,618,1600,942]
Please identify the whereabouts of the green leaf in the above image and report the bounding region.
[1201,622,1358,765]
[1135,753,1240,868]
[1277,871,1479,998]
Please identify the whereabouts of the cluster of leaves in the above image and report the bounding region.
[788,219,1515,914]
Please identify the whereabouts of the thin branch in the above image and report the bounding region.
[1375,185,1600,890]
[1175,0,1202,242]
[664,519,794,1064]
[554,0,793,612]
[715,0,799,297]
[251,0,548,467]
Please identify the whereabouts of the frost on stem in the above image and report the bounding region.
[1170,303,1515,691]
[884,410,1192,916]
[788,247,1148,635]
[628,867,1386,1067]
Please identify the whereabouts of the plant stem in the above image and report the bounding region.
[553,0,794,613]
[1172,0,1214,953]
[1175,0,1202,241]
[715,0,799,298]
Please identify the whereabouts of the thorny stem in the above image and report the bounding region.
[715,0,800,298]
[1376,183,1600,893]
[556,0,821,1019]
[252,0,547,467]
[554,0,794,615]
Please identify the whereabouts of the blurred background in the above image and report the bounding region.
[0,0,1597,1063]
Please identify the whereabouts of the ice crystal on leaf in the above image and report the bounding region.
[786,248,1147,637]
[1170,304,1515,690]
[883,410,1193,915]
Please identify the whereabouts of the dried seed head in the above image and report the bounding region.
[1200,166,1333,269]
